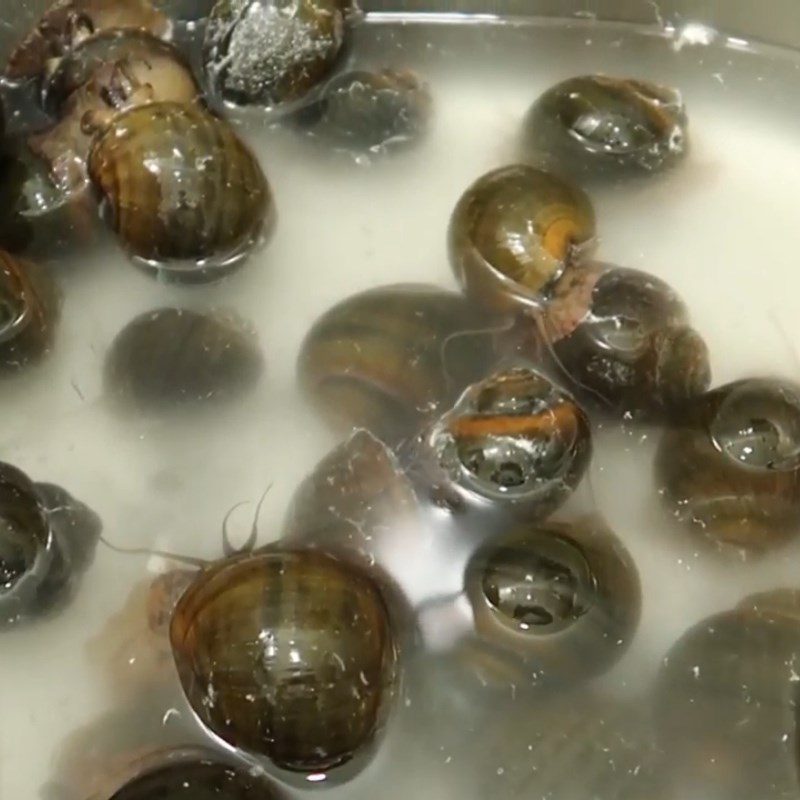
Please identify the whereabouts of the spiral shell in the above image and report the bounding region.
[0,461,101,628]
[87,102,272,280]
[463,515,640,685]
[104,307,264,413]
[656,377,800,556]
[522,75,688,179]
[298,283,496,442]
[411,366,591,528]
[448,164,597,314]
[170,549,398,777]
[6,0,171,81]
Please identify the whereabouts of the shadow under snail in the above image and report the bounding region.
[5,0,171,83]
[410,366,591,529]
[295,68,432,154]
[654,592,800,800]
[86,101,273,281]
[655,377,800,557]
[0,460,101,628]
[462,514,640,686]
[521,74,688,181]
[448,164,597,315]
[203,0,355,111]
[167,546,398,779]
[530,262,711,418]
[104,307,264,413]
[297,283,496,443]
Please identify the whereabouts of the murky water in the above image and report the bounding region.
[4,10,800,800]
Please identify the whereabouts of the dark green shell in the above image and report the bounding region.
[655,378,800,556]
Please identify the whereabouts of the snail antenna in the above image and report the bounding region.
[222,483,273,557]
[440,317,516,390]
[99,536,209,569]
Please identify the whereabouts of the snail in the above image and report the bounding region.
[0,461,101,628]
[169,547,398,778]
[655,377,800,557]
[654,595,800,799]
[296,68,432,153]
[448,164,597,314]
[203,0,354,111]
[297,283,496,443]
[5,0,171,82]
[28,31,200,195]
[86,102,272,280]
[462,515,640,686]
[531,262,711,418]
[0,249,61,372]
[522,75,688,180]
[104,307,264,413]
[409,366,591,528]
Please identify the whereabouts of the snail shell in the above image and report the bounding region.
[654,603,800,799]
[87,102,272,280]
[448,164,597,314]
[537,263,710,417]
[203,0,350,110]
[0,249,61,371]
[29,32,199,195]
[0,461,101,628]
[297,68,432,153]
[411,366,591,528]
[522,75,688,180]
[463,515,640,686]
[298,283,496,443]
[104,307,264,413]
[6,0,171,82]
[655,378,800,557]
[170,549,398,776]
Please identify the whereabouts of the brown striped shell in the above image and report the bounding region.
[0,250,61,371]
[87,102,272,282]
[6,0,171,81]
[448,165,597,314]
[655,378,800,557]
[170,549,398,777]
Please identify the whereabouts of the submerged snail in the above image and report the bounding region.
[534,263,711,417]
[170,548,398,777]
[654,595,800,799]
[655,377,800,556]
[297,68,432,153]
[0,461,101,628]
[5,0,171,82]
[448,164,597,314]
[411,367,591,527]
[104,308,264,413]
[522,75,688,179]
[29,31,200,195]
[0,249,61,371]
[463,515,640,685]
[87,102,272,279]
[203,0,353,110]
[298,284,495,442]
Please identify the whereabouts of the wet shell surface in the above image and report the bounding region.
[448,164,597,314]
[522,74,688,179]
[104,308,264,413]
[203,0,349,110]
[0,461,101,628]
[298,283,495,442]
[0,249,62,371]
[412,366,591,528]
[6,0,171,81]
[87,102,271,280]
[537,263,711,417]
[463,515,640,685]
[655,377,800,557]
[170,549,398,776]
